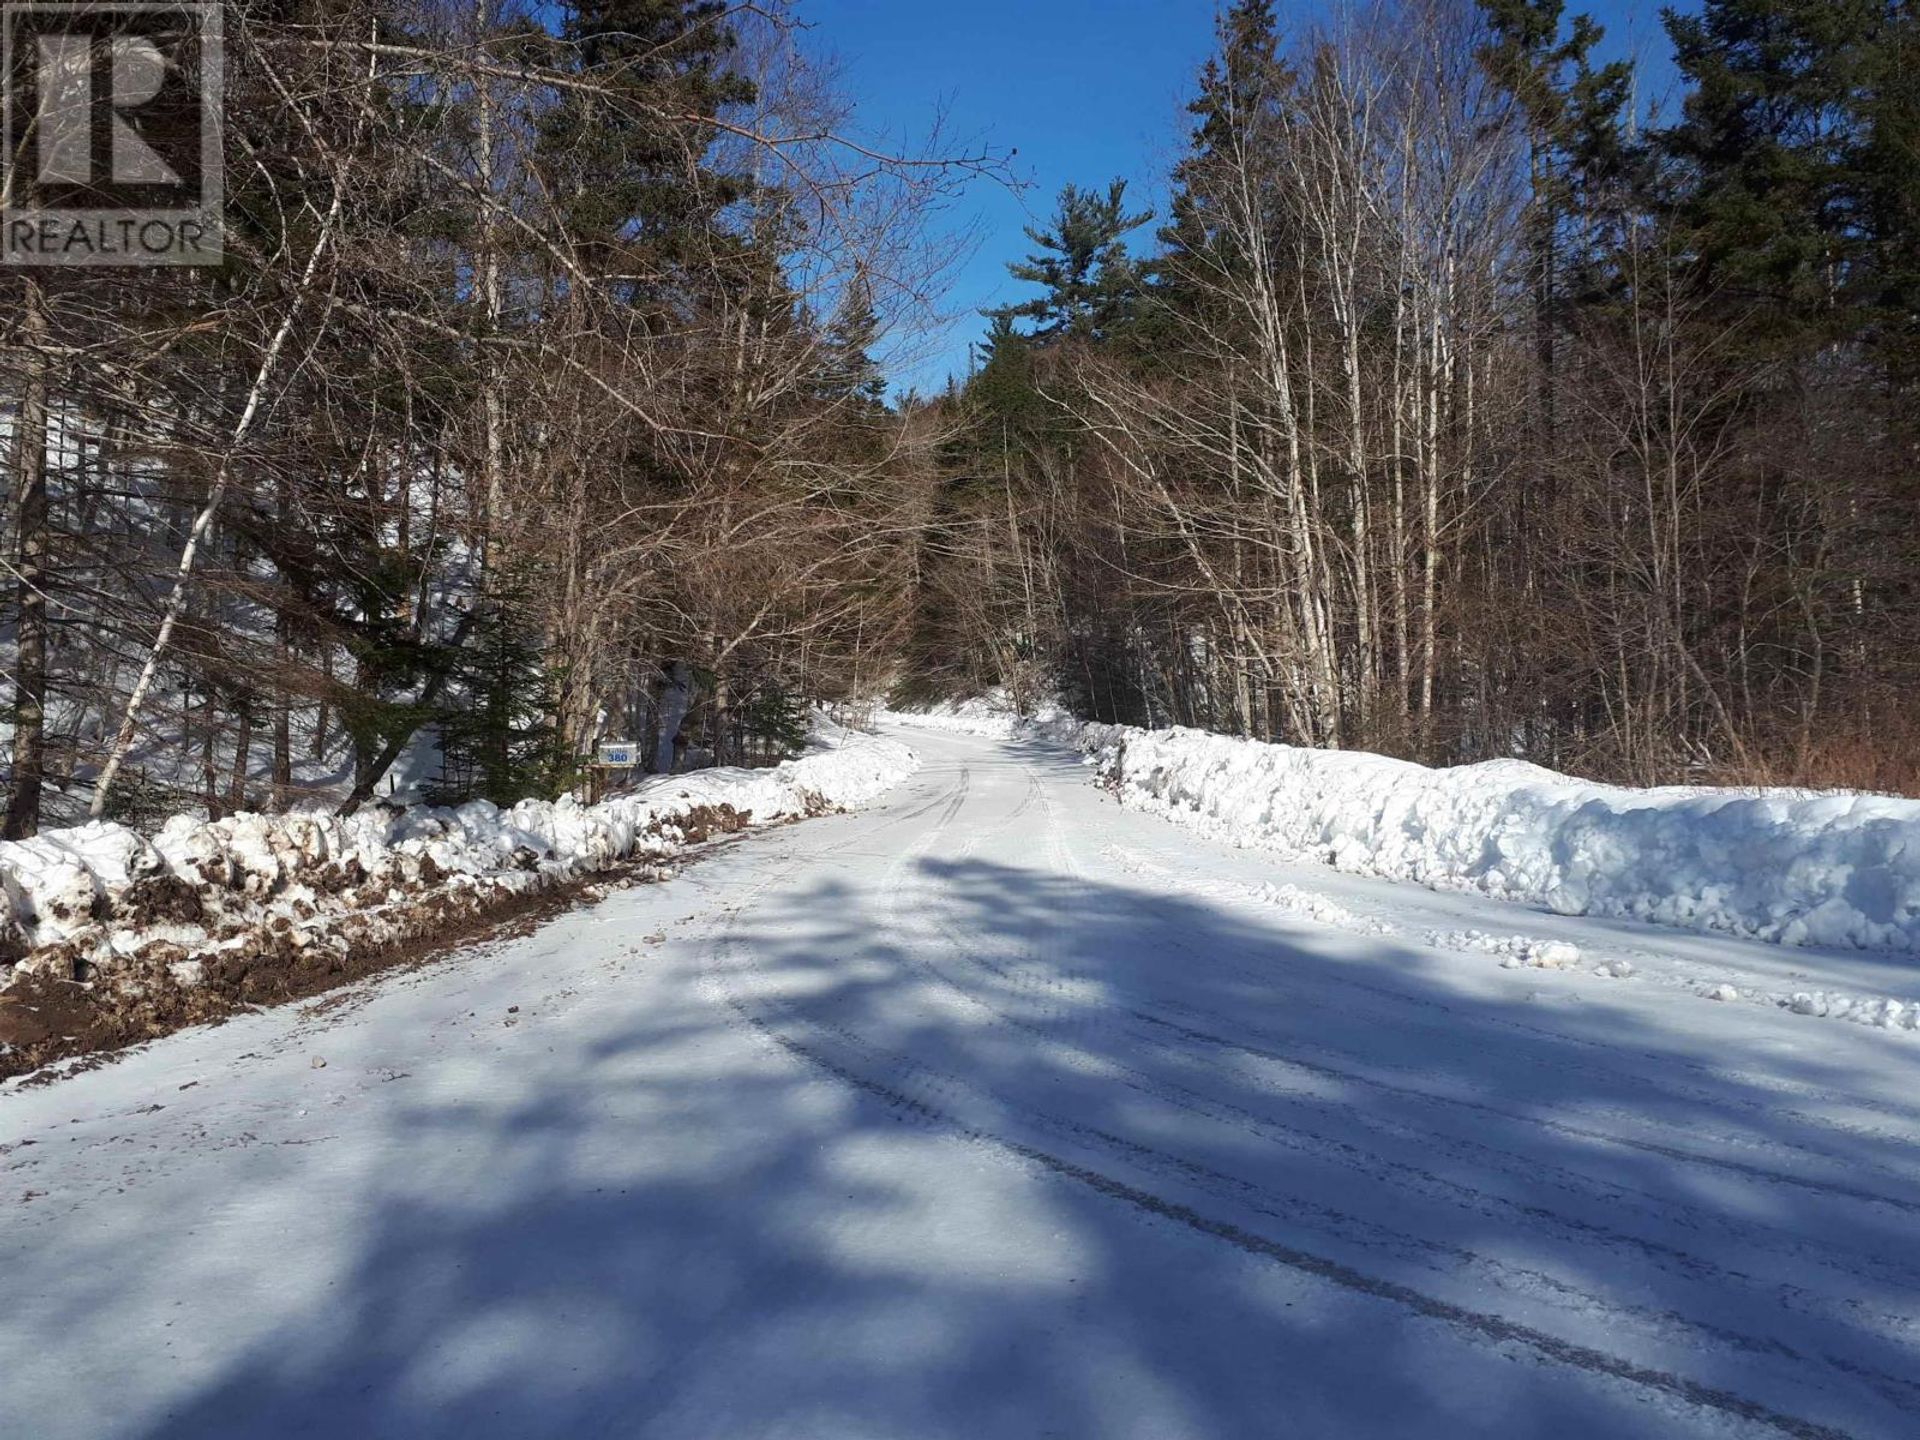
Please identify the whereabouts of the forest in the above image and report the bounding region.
[3,0,1917,841]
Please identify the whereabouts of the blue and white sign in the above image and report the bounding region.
[597,741,638,767]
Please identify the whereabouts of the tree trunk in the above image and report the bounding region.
[91,180,347,817]
[229,694,254,814]
[4,280,51,839]
[653,660,695,774]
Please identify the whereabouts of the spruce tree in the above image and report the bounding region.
[1148,0,1290,355]
[430,586,573,808]
[815,276,889,407]
[1476,0,1630,426]
[1657,0,1902,352]
[1655,0,1920,752]
[536,0,756,284]
[1859,3,1920,380]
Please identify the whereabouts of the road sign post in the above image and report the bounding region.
[590,740,639,803]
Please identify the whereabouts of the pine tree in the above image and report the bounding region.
[986,181,1153,342]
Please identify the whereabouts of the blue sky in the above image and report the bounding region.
[795,0,1697,396]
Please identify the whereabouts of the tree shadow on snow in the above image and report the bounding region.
[97,834,1920,1440]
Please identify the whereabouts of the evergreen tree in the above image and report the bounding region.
[1476,0,1631,419]
[1657,0,1910,353]
[1653,0,1920,757]
[969,315,1045,431]
[1147,0,1290,353]
[429,589,574,807]
[738,686,810,762]
[814,276,889,407]
[986,180,1153,342]
[1859,3,1920,379]
[536,0,756,284]
[1480,0,1631,190]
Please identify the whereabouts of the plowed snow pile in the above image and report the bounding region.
[0,725,918,1000]
[881,704,1920,955]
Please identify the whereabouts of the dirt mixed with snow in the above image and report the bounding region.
[0,725,917,1079]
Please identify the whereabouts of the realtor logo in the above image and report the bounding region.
[1,1,221,265]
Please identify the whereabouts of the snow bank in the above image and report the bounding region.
[1083,727,1920,953]
[0,725,918,992]
[882,701,1920,955]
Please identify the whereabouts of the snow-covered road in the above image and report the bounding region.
[5,728,1919,1440]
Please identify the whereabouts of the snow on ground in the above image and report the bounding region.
[880,704,1920,960]
[0,721,917,1009]
[872,694,1076,739]
[7,725,1920,1440]
[876,703,1920,1037]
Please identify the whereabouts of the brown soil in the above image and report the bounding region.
[0,803,762,1088]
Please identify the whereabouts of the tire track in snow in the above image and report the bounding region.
[1020,764,1920,1249]
[1098,840,1920,1141]
[883,829,1920,1398]
[702,748,1896,1438]
[790,750,1920,1364]
[717,955,1856,1440]
[1024,759,1920,1409]
[1084,838,1920,1189]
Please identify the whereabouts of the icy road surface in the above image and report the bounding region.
[5,728,1920,1440]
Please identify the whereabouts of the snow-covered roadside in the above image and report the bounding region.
[0,724,918,1052]
[11,726,1920,1440]
[1097,837,1920,1036]
[875,694,1084,742]
[878,702,1920,961]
